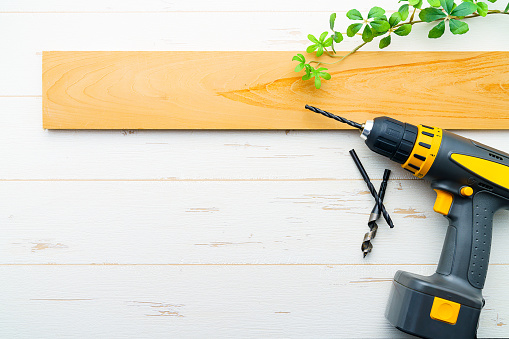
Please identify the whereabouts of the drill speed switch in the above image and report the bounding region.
[305,105,509,339]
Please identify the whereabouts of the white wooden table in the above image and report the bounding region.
[2,1,509,337]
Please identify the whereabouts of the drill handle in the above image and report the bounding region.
[436,190,508,289]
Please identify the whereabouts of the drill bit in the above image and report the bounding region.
[305,105,364,130]
[349,149,394,228]
[362,169,391,257]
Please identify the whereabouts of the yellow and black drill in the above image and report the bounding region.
[306,105,509,339]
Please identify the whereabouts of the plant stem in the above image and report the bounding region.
[409,7,417,23]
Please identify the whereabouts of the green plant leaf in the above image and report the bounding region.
[394,24,413,36]
[428,20,446,38]
[362,25,374,42]
[316,46,324,57]
[419,7,447,22]
[323,37,333,47]
[368,6,385,19]
[371,20,391,33]
[399,4,410,20]
[410,0,424,8]
[292,53,305,63]
[389,12,402,26]
[505,1,509,12]
[333,31,344,43]
[315,76,322,89]
[427,0,441,7]
[330,13,337,30]
[308,34,319,43]
[476,2,488,16]
[347,23,364,37]
[450,1,477,16]
[487,0,497,2]
[304,64,312,75]
[347,9,363,20]
[379,35,392,49]
[306,44,318,53]
[440,0,454,13]
[319,72,332,80]
[319,31,328,42]
[449,18,469,34]
[292,54,306,73]
[302,73,312,81]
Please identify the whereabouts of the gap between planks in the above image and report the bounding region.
[1,11,360,13]
[0,263,458,266]
[0,178,417,182]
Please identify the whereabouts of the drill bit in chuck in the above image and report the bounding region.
[305,105,364,130]
[362,169,391,257]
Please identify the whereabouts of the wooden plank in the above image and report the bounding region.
[43,51,509,130]
[1,265,508,338]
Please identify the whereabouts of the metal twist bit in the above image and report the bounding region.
[305,105,363,130]
[349,150,394,229]
[362,169,391,257]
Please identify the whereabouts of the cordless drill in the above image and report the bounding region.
[306,105,509,339]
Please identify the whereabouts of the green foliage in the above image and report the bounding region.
[394,24,412,35]
[449,18,470,33]
[409,0,424,8]
[293,0,507,89]
[368,6,386,18]
[428,20,446,38]
[347,23,364,37]
[371,20,391,32]
[450,2,477,16]
[476,2,489,16]
[292,54,306,72]
[362,25,375,42]
[302,66,331,89]
[330,13,336,30]
[379,35,392,48]
[419,8,447,22]
[399,4,410,19]
[347,9,363,20]
[306,32,333,57]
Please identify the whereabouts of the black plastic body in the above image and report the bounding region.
[379,130,509,338]
[364,117,418,164]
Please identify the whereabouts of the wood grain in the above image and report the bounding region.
[43,51,509,130]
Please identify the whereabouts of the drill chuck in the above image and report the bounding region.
[361,117,418,164]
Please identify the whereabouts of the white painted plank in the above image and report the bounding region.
[1,13,509,95]
[0,0,449,12]
[2,0,508,12]
[3,97,509,180]
[2,180,509,265]
[1,265,508,338]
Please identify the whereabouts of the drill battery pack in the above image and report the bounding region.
[386,270,482,339]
